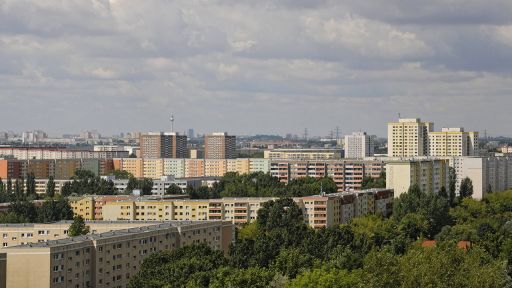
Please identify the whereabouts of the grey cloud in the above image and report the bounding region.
[0,0,511,137]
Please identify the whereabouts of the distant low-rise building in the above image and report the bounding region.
[264,148,342,160]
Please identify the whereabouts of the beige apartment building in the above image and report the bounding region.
[205,132,236,159]
[264,149,342,160]
[1,221,233,288]
[386,158,449,197]
[428,128,479,157]
[139,132,188,159]
[388,118,433,157]
[94,189,394,228]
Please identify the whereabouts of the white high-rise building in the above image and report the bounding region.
[387,118,433,157]
[344,132,374,158]
[449,156,512,199]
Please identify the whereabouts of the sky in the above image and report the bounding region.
[1,0,512,138]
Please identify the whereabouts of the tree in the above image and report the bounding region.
[257,198,304,232]
[6,178,12,194]
[68,216,90,237]
[270,248,315,278]
[26,173,36,197]
[110,170,133,180]
[165,183,183,195]
[128,244,227,288]
[288,268,362,288]
[37,198,74,223]
[393,184,452,238]
[0,177,4,193]
[438,186,448,198]
[46,176,56,198]
[460,177,474,199]
[449,167,457,206]
[8,200,38,222]
[139,178,153,195]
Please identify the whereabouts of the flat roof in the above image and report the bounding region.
[5,221,226,249]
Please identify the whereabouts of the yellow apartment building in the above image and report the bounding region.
[428,128,479,157]
[388,118,433,157]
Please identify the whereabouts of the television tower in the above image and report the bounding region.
[170,114,175,132]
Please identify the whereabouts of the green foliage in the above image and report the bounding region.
[166,184,183,195]
[361,172,386,190]
[68,215,90,237]
[449,167,457,206]
[46,176,56,198]
[287,268,362,288]
[110,169,133,179]
[61,169,116,196]
[393,184,452,238]
[270,248,315,278]
[125,177,153,195]
[188,172,336,199]
[128,244,227,288]
[398,246,510,288]
[209,267,278,288]
[460,177,474,199]
[37,198,74,223]
[0,198,74,224]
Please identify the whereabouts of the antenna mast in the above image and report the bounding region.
[170,114,175,133]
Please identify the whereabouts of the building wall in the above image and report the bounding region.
[2,221,233,288]
[386,159,449,197]
[205,133,236,159]
[388,118,433,157]
[344,132,374,159]
[0,253,5,288]
[449,156,512,199]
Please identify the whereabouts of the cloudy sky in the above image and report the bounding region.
[1,0,511,137]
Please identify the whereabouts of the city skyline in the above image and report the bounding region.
[1,1,512,137]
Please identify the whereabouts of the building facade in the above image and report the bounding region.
[386,158,450,197]
[449,156,512,199]
[205,132,236,159]
[139,132,188,159]
[264,149,343,160]
[387,118,433,157]
[428,128,479,157]
[1,221,233,288]
[344,132,374,159]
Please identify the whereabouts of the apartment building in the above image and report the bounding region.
[205,132,236,159]
[264,149,343,160]
[344,132,374,159]
[386,158,450,197]
[139,132,188,159]
[0,147,128,160]
[1,221,233,288]
[95,189,394,228]
[429,128,479,157]
[163,158,186,178]
[0,159,115,180]
[270,160,386,192]
[449,156,512,199]
[387,118,433,157]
